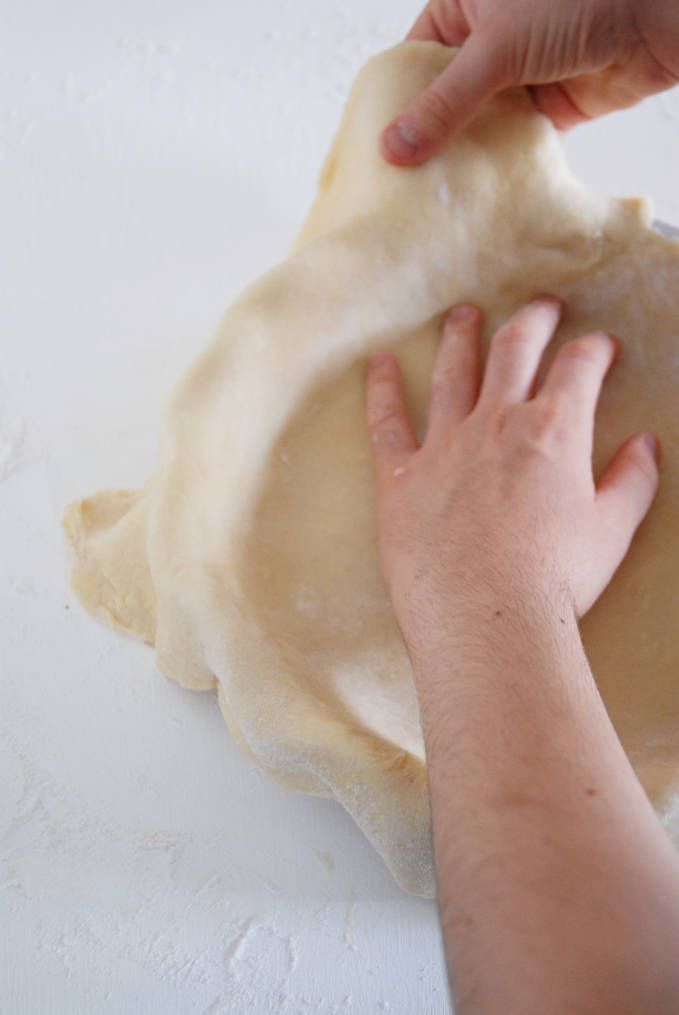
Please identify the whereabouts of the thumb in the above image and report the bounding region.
[594,432,660,568]
[380,30,509,165]
[365,352,418,487]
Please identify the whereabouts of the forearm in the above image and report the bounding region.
[408,588,679,1015]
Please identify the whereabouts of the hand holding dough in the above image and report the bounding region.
[382,0,679,163]
[64,42,679,896]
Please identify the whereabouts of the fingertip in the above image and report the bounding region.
[531,293,564,315]
[369,351,397,371]
[380,119,422,166]
[642,432,661,465]
[593,332,622,364]
[608,334,622,359]
[447,302,480,324]
[573,330,621,364]
[525,295,564,337]
[629,433,662,510]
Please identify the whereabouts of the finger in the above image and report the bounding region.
[595,433,661,561]
[380,29,508,165]
[366,352,418,484]
[530,82,592,131]
[477,297,562,410]
[406,6,444,42]
[426,303,482,440]
[406,3,469,45]
[537,332,619,447]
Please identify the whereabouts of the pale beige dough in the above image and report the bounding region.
[63,42,679,896]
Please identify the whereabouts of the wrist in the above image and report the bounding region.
[398,567,579,674]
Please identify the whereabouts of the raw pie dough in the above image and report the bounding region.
[64,42,679,897]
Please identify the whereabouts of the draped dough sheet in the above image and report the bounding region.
[63,42,679,897]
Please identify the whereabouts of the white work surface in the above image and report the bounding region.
[2,1,679,1012]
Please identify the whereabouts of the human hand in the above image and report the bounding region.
[380,0,679,165]
[365,298,660,649]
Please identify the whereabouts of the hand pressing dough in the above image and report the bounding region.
[63,42,679,897]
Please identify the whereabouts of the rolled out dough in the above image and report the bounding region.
[63,42,679,896]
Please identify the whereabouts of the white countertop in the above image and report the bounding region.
[2,2,678,1012]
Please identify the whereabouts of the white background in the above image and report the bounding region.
[2,1,679,1013]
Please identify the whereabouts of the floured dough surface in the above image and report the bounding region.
[63,42,679,896]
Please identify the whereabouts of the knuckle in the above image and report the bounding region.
[368,405,402,433]
[415,86,455,133]
[487,407,509,439]
[493,321,530,353]
[528,398,566,442]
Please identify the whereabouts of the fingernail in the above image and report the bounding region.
[382,119,419,162]
[643,433,660,461]
[370,352,392,369]
[448,303,476,321]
